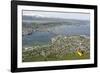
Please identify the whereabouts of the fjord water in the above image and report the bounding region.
[22,22,90,47]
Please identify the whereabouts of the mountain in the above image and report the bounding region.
[22,15,89,25]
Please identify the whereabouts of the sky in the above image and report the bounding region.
[22,10,90,20]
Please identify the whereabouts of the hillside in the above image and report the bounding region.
[22,35,90,62]
[22,15,89,36]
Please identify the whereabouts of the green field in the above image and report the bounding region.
[22,52,90,62]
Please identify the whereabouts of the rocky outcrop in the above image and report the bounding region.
[22,22,33,36]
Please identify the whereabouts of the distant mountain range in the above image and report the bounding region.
[22,15,90,36]
[22,15,89,22]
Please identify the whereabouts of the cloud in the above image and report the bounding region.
[23,10,90,20]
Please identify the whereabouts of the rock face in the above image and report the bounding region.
[22,22,33,36]
[22,35,90,62]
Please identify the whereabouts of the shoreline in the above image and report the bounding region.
[23,35,90,49]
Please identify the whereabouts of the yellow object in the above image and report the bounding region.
[77,51,83,56]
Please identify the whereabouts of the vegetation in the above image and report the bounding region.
[22,35,90,62]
